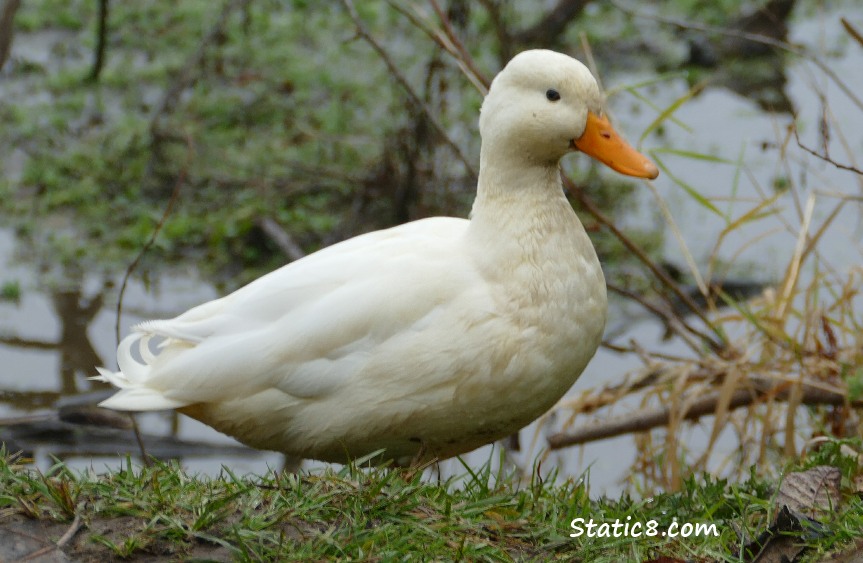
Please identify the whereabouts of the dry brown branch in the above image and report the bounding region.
[20,514,83,561]
[841,17,863,48]
[89,0,110,81]
[604,282,699,349]
[512,0,589,46]
[341,0,477,179]
[475,0,512,61]
[257,217,306,262]
[0,0,21,71]
[150,0,250,134]
[428,0,489,88]
[791,123,863,176]
[113,133,194,465]
[385,2,489,94]
[56,514,84,547]
[548,377,858,449]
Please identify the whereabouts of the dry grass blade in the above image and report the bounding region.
[650,148,734,164]
[773,193,815,323]
[646,179,708,297]
[652,153,725,218]
[639,84,703,145]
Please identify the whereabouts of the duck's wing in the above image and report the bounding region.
[96,217,486,410]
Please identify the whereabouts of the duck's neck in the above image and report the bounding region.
[465,147,607,359]
[468,149,583,249]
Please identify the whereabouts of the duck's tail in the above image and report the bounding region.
[92,331,192,411]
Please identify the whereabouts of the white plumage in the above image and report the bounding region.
[94,50,658,464]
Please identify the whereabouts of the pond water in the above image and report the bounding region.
[1,4,862,493]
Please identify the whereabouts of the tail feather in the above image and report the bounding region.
[98,387,190,411]
[116,332,150,384]
[93,331,193,412]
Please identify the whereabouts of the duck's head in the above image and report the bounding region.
[479,49,658,179]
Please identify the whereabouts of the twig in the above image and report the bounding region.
[20,513,84,561]
[0,336,57,350]
[512,0,588,46]
[56,514,84,548]
[475,0,512,62]
[114,134,193,346]
[428,0,489,87]
[0,0,21,71]
[791,122,863,176]
[841,17,863,48]
[88,0,110,81]
[150,0,250,134]
[257,217,306,262]
[604,283,700,350]
[386,1,489,93]
[341,0,477,178]
[113,133,194,465]
[548,378,858,449]
[0,414,56,426]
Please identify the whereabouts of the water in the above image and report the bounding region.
[1,4,862,492]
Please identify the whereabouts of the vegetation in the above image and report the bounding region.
[1,440,862,561]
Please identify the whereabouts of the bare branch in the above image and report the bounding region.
[20,514,83,561]
[113,134,194,465]
[150,0,251,134]
[476,0,512,62]
[840,17,863,48]
[512,0,589,46]
[257,217,306,262]
[89,0,110,81]
[548,378,858,449]
[791,122,863,176]
[341,0,477,179]
[428,0,489,88]
[0,0,21,71]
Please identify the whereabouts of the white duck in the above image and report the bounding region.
[95,49,658,464]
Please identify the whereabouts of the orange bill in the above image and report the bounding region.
[573,112,659,179]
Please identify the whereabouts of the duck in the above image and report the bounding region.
[94,49,658,464]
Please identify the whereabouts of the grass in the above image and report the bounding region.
[1,441,862,561]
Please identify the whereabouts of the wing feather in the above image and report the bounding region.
[98,217,483,409]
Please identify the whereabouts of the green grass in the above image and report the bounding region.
[1,442,861,561]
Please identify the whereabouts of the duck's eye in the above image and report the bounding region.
[546,89,561,102]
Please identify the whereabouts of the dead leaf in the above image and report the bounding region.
[742,506,811,563]
[776,465,841,516]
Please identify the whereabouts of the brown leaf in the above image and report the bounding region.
[742,506,812,563]
[776,465,842,516]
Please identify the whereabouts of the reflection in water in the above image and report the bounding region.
[0,282,110,407]
[0,258,270,468]
[684,0,796,113]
